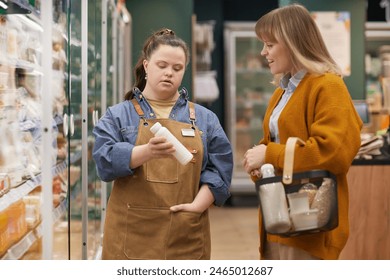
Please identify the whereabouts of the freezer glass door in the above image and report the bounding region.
[224,23,274,194]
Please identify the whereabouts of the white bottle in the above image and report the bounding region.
[150,122,193,165]
[259,164,291,233]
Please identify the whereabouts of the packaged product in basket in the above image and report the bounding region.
[311,178,336,227]
[259,164,291,234]
[298,183,318,207]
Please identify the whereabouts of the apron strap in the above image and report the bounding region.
[188,101,196,129]
[130,98,148,125]
[131,98,145,117]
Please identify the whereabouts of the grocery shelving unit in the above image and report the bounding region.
[224,22,274,196]
[0,0,131,260]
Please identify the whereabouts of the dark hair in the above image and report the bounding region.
[124,28,190,100]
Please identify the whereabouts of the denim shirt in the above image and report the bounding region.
[92,88,233,206]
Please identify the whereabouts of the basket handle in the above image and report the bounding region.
[283,137,306,184]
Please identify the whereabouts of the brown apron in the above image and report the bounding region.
[102,100,210,260]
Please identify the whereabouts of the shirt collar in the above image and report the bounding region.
[279,70,307,91]
[132,87,189,101]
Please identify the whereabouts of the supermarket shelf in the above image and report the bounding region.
[0,161,67,212]
[1,228,37,260]
[1,198,67,260]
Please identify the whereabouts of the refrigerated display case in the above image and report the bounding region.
[224,22,274,196]
[0,0,131,260]
[0,0,69,260]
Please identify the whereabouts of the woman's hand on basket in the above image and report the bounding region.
[243,144,267,176]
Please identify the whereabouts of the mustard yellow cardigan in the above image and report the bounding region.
[256,73,363,260]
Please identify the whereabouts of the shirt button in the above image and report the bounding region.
[171,114,175,118]
[149,113,154,117]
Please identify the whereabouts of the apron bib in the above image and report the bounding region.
[102,100,210,260]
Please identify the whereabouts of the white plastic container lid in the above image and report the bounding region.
[150,122,162,134]
[260,163,274,174]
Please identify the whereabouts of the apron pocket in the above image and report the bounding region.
[166,211,205,260]
[124,206,170,259]
[146,157,178,183]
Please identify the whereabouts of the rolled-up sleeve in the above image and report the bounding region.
[92,112,134,182]
[200,116,233,206]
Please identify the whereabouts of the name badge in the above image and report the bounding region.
[181,128,195,137]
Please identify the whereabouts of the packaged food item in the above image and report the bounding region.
[0,173,11,197]
[258,164,291,234]
[287,192,310,214]
[0,210,9,257]
[298,182,318,206]
[23,194,41,228]
[311,178,336,227]
[288,186,319,231]
[290,209,319,231]
[0,71,8,89]
[5,200,27,245]
[7,28,18,59]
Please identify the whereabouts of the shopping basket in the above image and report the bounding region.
[255,137,339,237]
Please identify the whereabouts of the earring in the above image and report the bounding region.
[145,73,148,80]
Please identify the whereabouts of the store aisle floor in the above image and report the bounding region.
[209,206,260,260]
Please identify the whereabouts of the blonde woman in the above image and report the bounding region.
[243,4,362,260]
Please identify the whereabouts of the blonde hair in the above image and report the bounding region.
[255,4,342,84]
